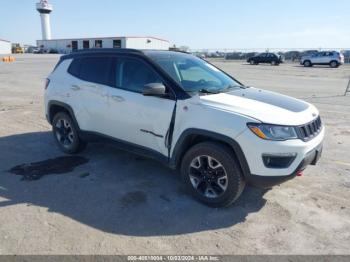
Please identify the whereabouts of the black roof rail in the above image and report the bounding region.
[72,48,143,54]
[60,48,145,60]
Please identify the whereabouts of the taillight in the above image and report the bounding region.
[45,78,50,90]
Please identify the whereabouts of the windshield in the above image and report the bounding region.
[146,52,243,93]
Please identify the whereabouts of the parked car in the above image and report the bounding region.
[283,51,301,61]
[48,49,59,54]
[45,49,324,207]
[225,52,243,60]
[247,52,284,65]
[300,51,344,68]
[33,48,45,54]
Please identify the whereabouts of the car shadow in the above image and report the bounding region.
[0,131,268,236]
[292,65,338,69]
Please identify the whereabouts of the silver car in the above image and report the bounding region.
[300,51,344,68]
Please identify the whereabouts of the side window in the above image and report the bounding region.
[68,57,112,86]
[260,53,267,57]
[117,58,163,93]
[68,58,81,77]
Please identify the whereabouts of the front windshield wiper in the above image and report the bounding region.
[221,84,246,92]
[197,89,220,94]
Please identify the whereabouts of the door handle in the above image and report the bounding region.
[70,84,81,91]
[110,95,125,102]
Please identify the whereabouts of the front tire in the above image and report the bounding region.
[52,112,86,154]
[181,142,245,207]
[303,60,312,67]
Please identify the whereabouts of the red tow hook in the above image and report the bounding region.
[296,171,303,177]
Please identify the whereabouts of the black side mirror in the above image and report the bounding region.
[143,83,167,96]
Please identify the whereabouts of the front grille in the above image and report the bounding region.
[297,116,322,141]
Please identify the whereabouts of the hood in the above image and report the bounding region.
[197,87,318,126]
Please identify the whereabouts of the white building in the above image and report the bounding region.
[37,36,170,54]
[0,39,11,54]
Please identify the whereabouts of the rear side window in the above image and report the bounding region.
[68,58,81,76]
[68,57,113,86]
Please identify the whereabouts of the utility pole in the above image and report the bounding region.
[345,77,350,96]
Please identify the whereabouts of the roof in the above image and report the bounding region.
[60,48,143,60]
[143,50,190,56]
[37,36,169,42]
[0,39,10,43]
[60,49,184,61]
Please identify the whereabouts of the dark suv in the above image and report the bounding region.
[247,53,284,65]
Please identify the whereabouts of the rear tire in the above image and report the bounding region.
[250,60,255,65]
[52,112,86,154]
[330,60,339,68]
[180,142,245,207]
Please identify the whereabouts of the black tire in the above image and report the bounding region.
[330,60,339,68]
[180,142,245,207]
[52,112,86,154]
[271,60,277,66]
[303,60,312,67]
[249,60,255,65]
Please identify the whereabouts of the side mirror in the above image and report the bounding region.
[143,83,167,96]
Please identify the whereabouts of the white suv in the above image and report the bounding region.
[300,51,344,68]
[45,49,324,207]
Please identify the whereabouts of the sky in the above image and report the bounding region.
[1,0,350,50]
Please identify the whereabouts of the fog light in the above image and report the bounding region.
[262,153,297,168]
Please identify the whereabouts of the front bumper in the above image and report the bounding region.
[246,142,323,188]
[236,126,325,187]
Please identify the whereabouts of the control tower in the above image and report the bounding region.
[36,0,53,40]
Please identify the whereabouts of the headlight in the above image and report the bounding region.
[247,123,298,141]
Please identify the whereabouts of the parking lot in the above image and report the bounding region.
[0,54,349,254]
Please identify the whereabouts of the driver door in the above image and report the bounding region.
[103,56,175,156]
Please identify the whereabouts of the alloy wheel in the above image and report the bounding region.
[55,118,75,148]
[189,155,228,199]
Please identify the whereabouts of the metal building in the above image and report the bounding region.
[0,39,11,54]
[37,36,170,54]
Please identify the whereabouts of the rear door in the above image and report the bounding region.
[259,53,268,63]
[104,56,176,156]
[67,56,113,133]
[315,52,331,64]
